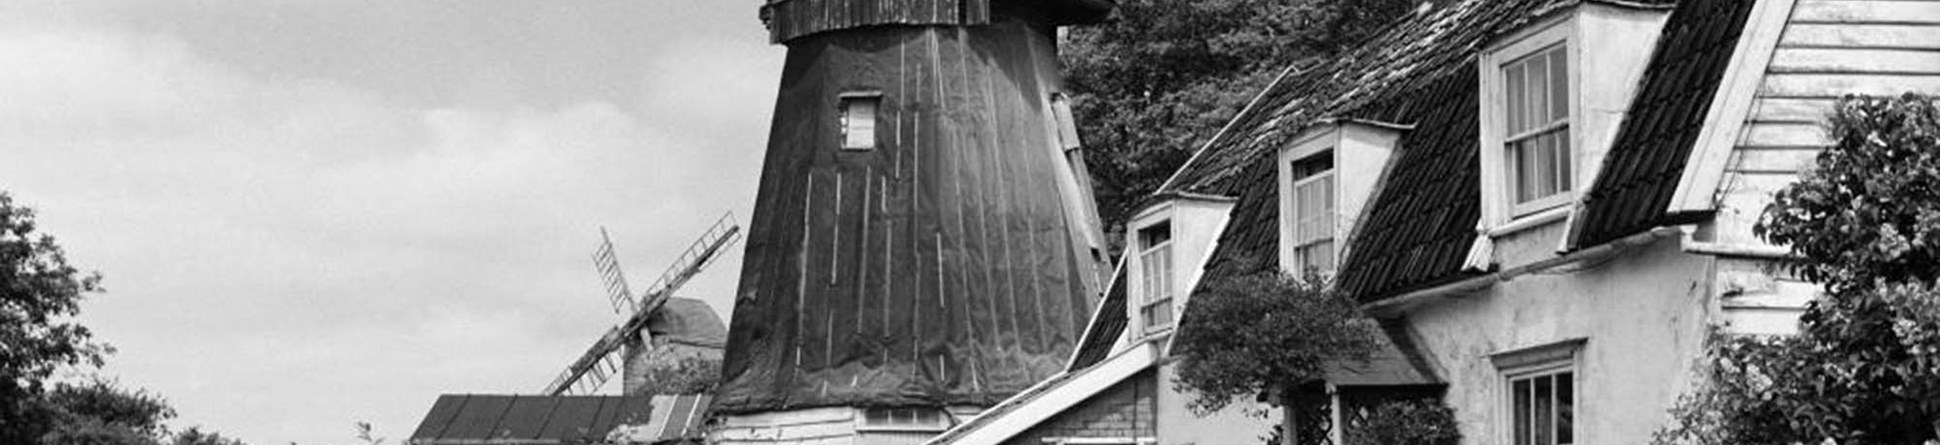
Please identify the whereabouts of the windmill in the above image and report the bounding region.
[711,0,1116,443]
[543,213,741,396]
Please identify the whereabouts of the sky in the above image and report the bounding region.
[0,1,783,443]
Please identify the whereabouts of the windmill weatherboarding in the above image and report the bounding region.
[543,213,741,396]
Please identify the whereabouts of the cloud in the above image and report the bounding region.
[0,7,775,445]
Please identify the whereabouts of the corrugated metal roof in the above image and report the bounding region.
[408,394,709,445]
[1570,0,1753,248]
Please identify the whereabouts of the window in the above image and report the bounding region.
[1287,153,1336,276]
[1502,45,1572,213]
[858,407,949,432]
[839,93,881,150]
[1494,340,1581,445]
[1136,222,1173,330]
[1508,368,1575,445]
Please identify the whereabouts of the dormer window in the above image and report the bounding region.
[1287,153,1336,276]
[1504,45,1572,212]
[1478,15,1586,231]
[1277,121,1399,278]
[1135,221,1174,331]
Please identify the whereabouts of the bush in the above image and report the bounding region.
[1345,399,1461,445]
[1171,270,1379,414]
[1658,94,1940,445]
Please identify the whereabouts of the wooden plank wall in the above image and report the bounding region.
[1716,0,1940,247]
[1713,0,1940,334]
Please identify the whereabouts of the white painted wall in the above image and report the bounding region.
[1154,362,1277,445]
[1402,236,1715,445]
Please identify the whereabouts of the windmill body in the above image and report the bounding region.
[715,1,1115,443]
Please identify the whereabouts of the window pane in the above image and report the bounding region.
[1315,240,1335,271]
[1558,372,1574,444]
[1535,375,1554,445]
[1535,134,1557,199]
[1530,56,1549,133]
[1322,175,1335,213]
[1549,48,1569,121]
[1514,379,1532,445]
[1506,64,1526,133]
[1515,141,1538,203]
[1556,132,1572,193]
[842,98,879,149]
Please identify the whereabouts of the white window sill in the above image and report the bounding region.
[1487,206,1571,238]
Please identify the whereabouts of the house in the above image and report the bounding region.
[924,0,1940,444]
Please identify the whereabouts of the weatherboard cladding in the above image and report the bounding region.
[1571,0,1755,248]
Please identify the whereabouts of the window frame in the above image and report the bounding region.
[1288,162,1336,276]
[1501,44,1574,214]
[1276,129,1341,276]
[1133,220,1174,332]
[838,91,884,151]
[1492,339,1584,445]
[854,407,951,433]
[1478,16,1580,228]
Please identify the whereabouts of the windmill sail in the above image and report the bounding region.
[595,228,637,314]
[544,214,742,396]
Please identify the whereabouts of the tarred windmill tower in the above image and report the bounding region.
[713,0,1116,442]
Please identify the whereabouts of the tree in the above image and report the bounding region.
[1063,0,1414,248]
[1171,271,1380,445]
[642,356,722,396]
[1656,94,1940,445]
[1,191,109,443]
[0,192,250,445]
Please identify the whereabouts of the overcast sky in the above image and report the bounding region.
[0,1,781,443]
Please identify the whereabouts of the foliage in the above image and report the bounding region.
[1657,94,1940,445]
[1063,0,1414,248]
[171,428,249,445]
[1344,399,1461,445]
[1,191,110,443]
[1170,271,1379,414]
[353,421,385,445]
[644,355,721,395]
[0,192,250,445]
[42,379,178,440]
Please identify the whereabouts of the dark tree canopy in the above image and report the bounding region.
[1063,0,1415,246]
[1170,271,1378,414]
[1,192,108,443]
[1659,94,1940,445]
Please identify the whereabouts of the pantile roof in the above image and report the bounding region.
[1569,0,1755,248]
[408,394,711,445]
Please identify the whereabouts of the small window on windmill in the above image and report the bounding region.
[857,407,949,432]
[839,92,882,151]
[1050,92,1082,150]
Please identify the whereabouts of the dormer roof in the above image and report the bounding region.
[1568,0,1757,248]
